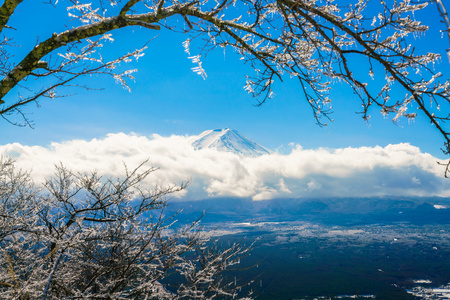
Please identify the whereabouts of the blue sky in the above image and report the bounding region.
[0,1,448,158]
[1,1,450,200]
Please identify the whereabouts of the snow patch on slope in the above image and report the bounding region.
[192,128,272,157]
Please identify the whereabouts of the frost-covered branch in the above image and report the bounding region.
[0,0,23,34]
[0,159,252,299]
[1,0,450,174]
[432,0,450,61]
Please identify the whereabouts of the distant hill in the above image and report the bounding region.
[160,197,450,226]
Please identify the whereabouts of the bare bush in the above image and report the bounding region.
[0,158,252,299]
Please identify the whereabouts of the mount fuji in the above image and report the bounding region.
[192,128,272,157]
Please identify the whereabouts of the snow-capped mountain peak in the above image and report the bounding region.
[192,128,272,157]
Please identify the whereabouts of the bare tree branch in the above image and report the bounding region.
[1,0,450,174]
[0,159,253,299]
[0,0,23,34]
[432,0,450,61]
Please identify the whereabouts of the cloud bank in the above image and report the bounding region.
[1,133,448,200]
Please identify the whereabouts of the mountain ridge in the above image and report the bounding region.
[192,128,272,157]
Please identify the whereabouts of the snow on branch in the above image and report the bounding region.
[1,0,450,175]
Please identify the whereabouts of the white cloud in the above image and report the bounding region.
[1,132,449,200]
[306,180,321,191]
[433,204,448,209]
